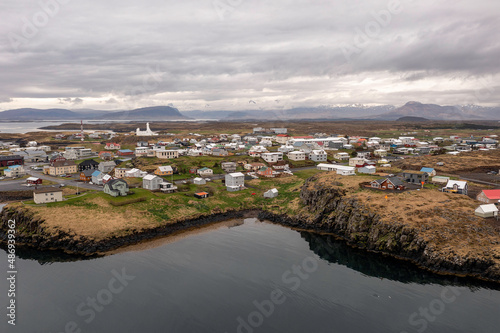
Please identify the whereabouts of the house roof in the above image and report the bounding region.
[143,174,159,181]
[106,178,128,187]
[81,169,94,177]
[79,159,99,166]
[34,187,62,194]
[195,192,209,196]
[476,204,499,213]
[420,167,435,173]
[52,160,76,167]
[481,189,500,200]
[198,167,211,171]
[91,170,102,177]
[445,180,467,189]
[118,149,133,153]
[228,172,245,177]
[0,155,23,161]
[26,177,40,181]
[403,170,427,175]
[157,166,173,172]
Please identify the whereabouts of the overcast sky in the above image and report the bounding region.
[1,0,499,112]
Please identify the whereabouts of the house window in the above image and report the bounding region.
[388,184,393,189]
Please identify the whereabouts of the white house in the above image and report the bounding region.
[309,150,327,162]
[193,177,206,185]
[143,174,163,190]
[317,163,355,175]
[197,167,213,177]
[287,151,306,161]
[278,145,295,153]
[155,149,179,159]
[334,152,350,160]
[159,182,177,193]
[261,152,283,163]
[373,149,388,157]
[33,188,63,204]
[125,168,147,178]
[225,172,245,191]
[91,170,104,185]
[264,188,279,198]
[358,165,376,174]
[349,157,366,167]
[475,204,498,218]
[442,180,468,195]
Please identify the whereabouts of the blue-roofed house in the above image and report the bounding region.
[420,167,436,177]
[91,170,104,185]
[3,165,26,178]
[117,149,134,156]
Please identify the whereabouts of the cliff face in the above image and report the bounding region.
[259,177,500,282]
[1,176,499,282]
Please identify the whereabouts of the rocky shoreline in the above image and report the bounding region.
[1,177,499,283]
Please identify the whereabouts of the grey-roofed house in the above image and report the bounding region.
[103,179,129,197]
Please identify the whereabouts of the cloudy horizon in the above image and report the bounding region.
[1,0,499,112]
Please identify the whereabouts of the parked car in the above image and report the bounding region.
[59,184,65,187]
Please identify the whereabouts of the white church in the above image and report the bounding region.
[136,123,158,136]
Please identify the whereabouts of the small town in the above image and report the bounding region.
[1,123,499,220]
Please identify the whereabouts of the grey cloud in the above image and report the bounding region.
[0,0,499,110]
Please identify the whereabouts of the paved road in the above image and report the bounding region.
[458,176,500,188]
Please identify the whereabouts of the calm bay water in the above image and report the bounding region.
[1,218,499,333]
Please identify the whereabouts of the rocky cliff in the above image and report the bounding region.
[259,177,500,282]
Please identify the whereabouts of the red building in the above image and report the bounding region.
[116,149,134,156]
[0,155,24,167]
[26,177,42,185]
[257,166,273,177]
[49,155,66,166]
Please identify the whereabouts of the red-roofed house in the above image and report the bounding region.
[276,134,290,144]
[105,143,121,150]
[477,190,500,204]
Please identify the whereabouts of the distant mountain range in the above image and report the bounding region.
[0,102,499,121]
[0,106,188,121]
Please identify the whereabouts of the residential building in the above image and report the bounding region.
[125,168,147,178]
[103,179,129,197]
[91,170,104,185]
[244,162,266,171]
[275,134,290,144]
[442,180,468,195]
[159,182,177,193]
[117,149,134,156]
[155,166,173,176]
[26,177,42,185]
[420,167,437,177]
[261,152,283,163]
[33,188,63,204]
[49,160,77,176]
[475,204,499,218]
[287,151,306,161]
[431,176,450,184]
[370,177,406,190]
[402,170,429,184]
[80,169,94,182]
[333,152,350,161]
[221,162,237,173]
[225,172,245,191]
[78,159,99,172]
[257,166,274,177]
[309,150,327,162]
[193,177,206,185]
[4,165,26,178]
[143,174,163,190]
[194,192,209,199]
[98,151,114,160]
[114,168,130,178]
[155,149,179,159]
[264,188,279,198]
[197,167,213,177]
[477,190,500,204]
[212,148,228,157]
[316,164,355,175]
[349,157,366,167]
[373,149,388,157]
[358,165,376,174]
[99,161,116,173]
[105,143,121,150]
